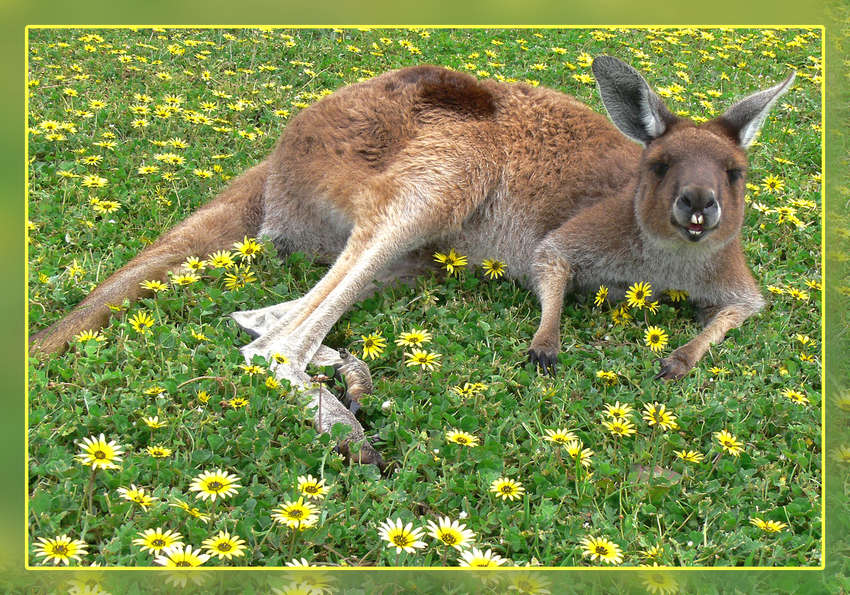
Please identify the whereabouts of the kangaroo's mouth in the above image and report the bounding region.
[672,216,714,242]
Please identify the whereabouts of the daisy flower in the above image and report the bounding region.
[34,534,88,566]
[360,332,387,360]
[642,402,678,430]
[602,417,637,438]
[481,259,506,279]
[394,328,432,347]
[593,285,608,306]
[146,445,172,458]
[233,236,263,261]
[603,401,633,418]
[377,518,426,554]
[133,528,184,554]
[782,388,809,405]
[674,449,705,463]
[445,429,480,447]
[425,516,475,550]
[154,544,210,567]
[644,326,669,353]
[580,535,623,565]
[297,474,329,500]
[714,429,745,457]
[75,434,123,470]
[433,249,468,275]
[404,349,441,370]
[543,428,577,445]
[188,469,241,502]
[117,484,155,510]
[750,517,788,533]
[458,547,506,567]
[565,440,594,468]
[625,281,652,309]
[489,477,525,501]
[271,497,319,529]
[202,530,247,560]
[128,311,155,334]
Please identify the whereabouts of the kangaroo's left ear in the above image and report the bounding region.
[717,72,796,148]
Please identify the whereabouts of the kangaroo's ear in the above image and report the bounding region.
[717,72,796,148]
[592,55,677,146]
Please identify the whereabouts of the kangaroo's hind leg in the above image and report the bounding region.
[231,249,434,339]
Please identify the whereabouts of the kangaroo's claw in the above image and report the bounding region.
[528,348,558,376]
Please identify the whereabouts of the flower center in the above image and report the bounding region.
[304,485,318,493]
[152,539,166,547]
[207,481,223,491]
[288,509,303,519]
[52,544,68,555]
[595,545,609,555]
[392,534,411,547]
[500,485,513,494]
[217,542,232,551]
[94,450,106,459]
[175,560,192,567]
[441,533,457,545]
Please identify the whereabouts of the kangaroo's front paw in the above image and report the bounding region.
[528,346,559,376]
[654,351,693,380]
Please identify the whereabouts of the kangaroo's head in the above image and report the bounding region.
[592,56,795,252]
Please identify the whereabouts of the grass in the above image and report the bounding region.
[27,27,822,568]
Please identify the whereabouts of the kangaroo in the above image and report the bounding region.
[29,57,794,388]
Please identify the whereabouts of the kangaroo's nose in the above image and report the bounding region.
[676,185,717,214]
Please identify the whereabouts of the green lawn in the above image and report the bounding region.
[27,27,822,568]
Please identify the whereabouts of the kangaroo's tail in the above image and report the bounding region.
[29,160,270,356]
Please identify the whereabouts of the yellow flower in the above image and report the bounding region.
[750,517,788,533]
[297,474,329,500]
[272,497,319,529]
[543,428,577,445]
[626,281,653,309]
[674,449,705,463]
[594,285,608,307]
[580,535,623,564]
[394,328,432,347]
[75,434,123,470]
[433,249,468,275]
[644,326,669,353]
[117,484,155,510]
[642,402,678,430]
[425,516,476,550]
[404,349,441,370]
[602,417,636,438]
[133,528,183,554]
[377,518,426,553]
[714,429,744,456]
[459,547,506,567]
[34,534,88,566]
[188,469,241,502]
[360,332,387,360]
[128,310,155,334]
[481,259,506,279]
[489,477,524,501]
[202,530,247,560]
[446,429,480,447]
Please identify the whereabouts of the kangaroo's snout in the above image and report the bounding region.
[672,184,721,241]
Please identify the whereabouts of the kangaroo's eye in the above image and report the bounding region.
[726,168,743,184]
[649,162,669,178]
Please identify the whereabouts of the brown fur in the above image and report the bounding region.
[31,62,789,382]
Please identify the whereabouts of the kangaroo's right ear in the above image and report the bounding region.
[592,56,677,146]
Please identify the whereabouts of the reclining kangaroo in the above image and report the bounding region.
[30,57,793,387]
